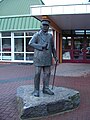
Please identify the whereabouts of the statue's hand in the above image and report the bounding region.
[42,42,48,50]
[55,57,59,62]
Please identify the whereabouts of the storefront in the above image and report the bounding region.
[62,30,90,63]
[0,31,35,63]
[1,1,90,63]
[0,29,53,63]
[30,3,90,63]
[0,0,44,63]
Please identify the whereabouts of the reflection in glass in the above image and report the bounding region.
[14,53,24,60]
[26,32,34,36]
[63,51,71,60]
[75,30,84,35]
[86,30,90,35]
[14,38,24,52]
[2,38,11,52]
[0,53,1,60]
[26,53,34,61]
[14,32,24,36]
[2,32,11,37]
[62,37,71,50]
[2,53,11,60]
[26,38,34,52]
[0,38,1,52]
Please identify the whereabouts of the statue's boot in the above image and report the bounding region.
[32,90,39,97]
[43,79,54,95]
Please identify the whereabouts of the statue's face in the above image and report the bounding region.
[41,24,49,32]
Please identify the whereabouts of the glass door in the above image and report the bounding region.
[73,36,83,61]
[62,36,72,61]
[2,32,11,60]
[86,31,90,60]
[62,30,90,63]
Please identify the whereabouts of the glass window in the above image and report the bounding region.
[26,38,34,52]
[86,30,90,35]
[0,38,1,52]
[14,53,24,60]
[75,30,84,35]
[73,37,83,50]
[62,36,71,60]
[62,37,72,50]
[26,53,34,61]
[14,32,24,36]
[14,38,24,52]
[26,32,34,36]
[2,38,11,52]
[62,30,72,36]
[2,53,11,60]
[0,53,1,60]
[2,32,11,37]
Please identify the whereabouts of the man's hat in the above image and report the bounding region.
[41,20,50,26]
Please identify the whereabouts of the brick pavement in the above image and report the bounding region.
[0,63,90,120]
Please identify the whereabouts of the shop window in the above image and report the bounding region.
[86,30,90,35]
[26,38,34,52]
[14,38,24,52]
[0,53,1,60]
[62,37,71,50]
[26,32,34,36]
[26,53,34,61]
[62,30,72,36]
[14,32,24,36]
[62,36,71,60]
[2,32,11,37]
[75,30,84,35]
[0,38,1,52]
[2,38,11,52]
[2,53,11,60]
[14,53,24,60]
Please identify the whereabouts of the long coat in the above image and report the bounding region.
[29,30,57,66]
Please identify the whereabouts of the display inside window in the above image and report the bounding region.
[26,53,34,60]
[26,38,34,52]
[2,32,11,37]
[14,38,24,52]
[14,32,24,36]
[2,53,11,60]
[2,38,11,52]
[14,53,24,60]
[62,37,71,50]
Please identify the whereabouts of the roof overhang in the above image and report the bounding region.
[30,3,90,31]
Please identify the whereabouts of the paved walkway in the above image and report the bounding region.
[52,63,90,77]
[0,63,90,120]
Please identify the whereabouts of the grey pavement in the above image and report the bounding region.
[52,63,90,77]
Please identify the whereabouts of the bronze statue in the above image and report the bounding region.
[28,20,58,97]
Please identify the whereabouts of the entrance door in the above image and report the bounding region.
[83,36,90,61]
[73,36,84,62]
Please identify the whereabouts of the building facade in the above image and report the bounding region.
[30,3,90,63]
[0,0,45,63]
[0,0,90,63]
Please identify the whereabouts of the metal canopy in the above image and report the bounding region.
[0,16,40,32]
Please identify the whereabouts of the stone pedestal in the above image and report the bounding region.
[17,85,80,120]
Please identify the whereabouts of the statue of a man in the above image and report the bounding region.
[28,20,58,97]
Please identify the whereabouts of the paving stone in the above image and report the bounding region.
[17,85,80,120]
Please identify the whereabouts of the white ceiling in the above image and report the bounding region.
[49,14,90,30]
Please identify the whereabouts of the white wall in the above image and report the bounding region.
[42,0,89,5]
